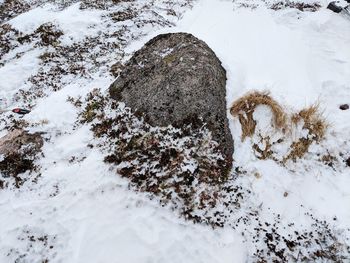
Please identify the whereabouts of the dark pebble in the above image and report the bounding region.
[339,104,349,110]
[346,157,350,167]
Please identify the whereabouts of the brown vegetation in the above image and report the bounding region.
[270,1,322,12]
[230,91,327,162]
[0,129,43,188]
[230,91,287,140]
[291,104,327,142]
[285,104,327,162]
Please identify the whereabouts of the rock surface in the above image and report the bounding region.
[0,129,43,188]
[0,129,43,156]
[109,32,233,163]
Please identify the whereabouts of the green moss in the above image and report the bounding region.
[163,54,177,64]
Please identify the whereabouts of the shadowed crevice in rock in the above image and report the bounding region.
[109,32,233,165]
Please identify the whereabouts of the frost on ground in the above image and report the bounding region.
[1,0,192,106]
[75,89,349,261]
[77,89,238,227]
[1,0,350,262]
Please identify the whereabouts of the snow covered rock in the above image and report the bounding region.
[0,129,43,188]
[109,32,233,165]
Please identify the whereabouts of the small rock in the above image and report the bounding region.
[254,172,261,179]
[346,157,350,167]
[339,104,349,110]
[0,129,43,156]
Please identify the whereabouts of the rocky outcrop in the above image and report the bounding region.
[109,32,233,164]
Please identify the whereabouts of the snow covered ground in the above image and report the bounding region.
[0,0,350,262]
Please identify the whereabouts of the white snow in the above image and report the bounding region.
[9,3,105,44]
[168,0,350,229]
[1,0,350,262]
[0,49,41,106]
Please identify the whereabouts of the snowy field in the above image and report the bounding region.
[0,0,350,262]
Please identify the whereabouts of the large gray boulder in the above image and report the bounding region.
[109,32,233,164]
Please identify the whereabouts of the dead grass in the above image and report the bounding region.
[291,104,327,142]
[230,91,328,162]
[285,104,327,162]
[230,91,287,140]
[252,135,282,161]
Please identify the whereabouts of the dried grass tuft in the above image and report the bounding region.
[230,92,328,162]
[230,91,287,140]
[285,104,327,162]
[291,104,327,142]
[252,135,274,160]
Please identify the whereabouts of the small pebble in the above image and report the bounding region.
[339,104,349,110]
[346,157,350,167]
